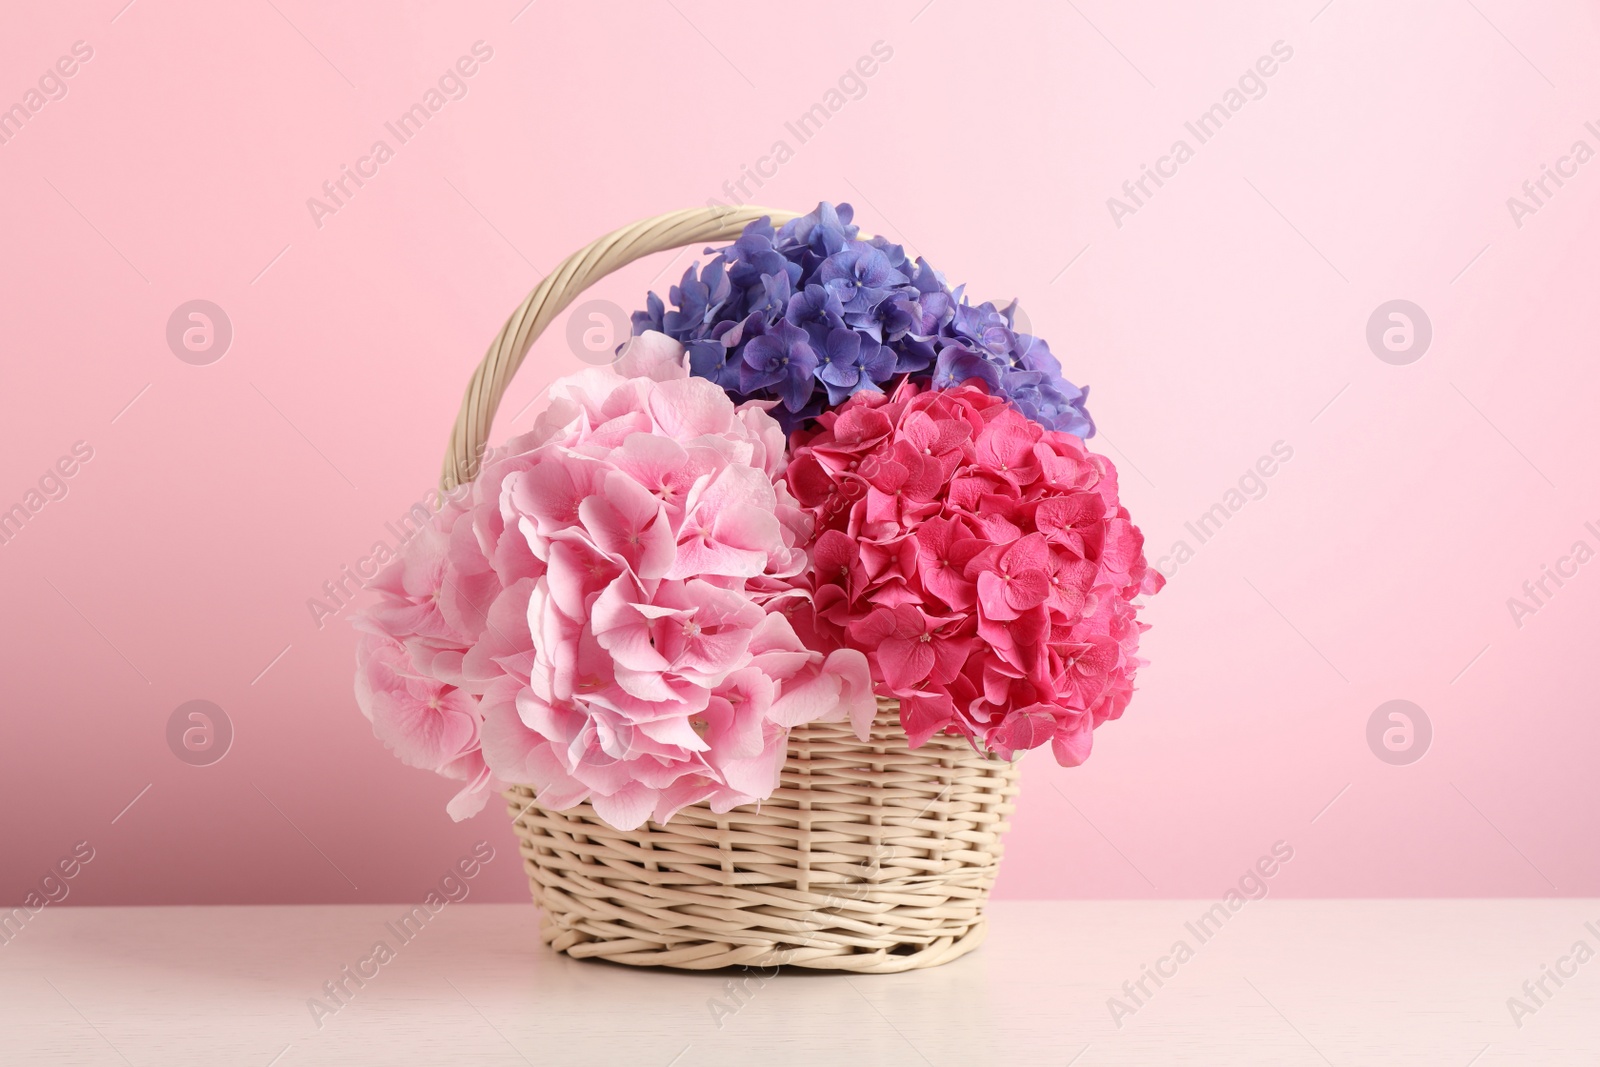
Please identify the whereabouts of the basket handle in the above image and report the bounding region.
[440,204,801,490]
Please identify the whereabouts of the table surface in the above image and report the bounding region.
[3,901,1597,1065]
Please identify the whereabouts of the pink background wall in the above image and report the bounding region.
[3,0,1597,906]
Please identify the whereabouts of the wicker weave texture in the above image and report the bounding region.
[503,700,1020,972]
[450,206,1022,972]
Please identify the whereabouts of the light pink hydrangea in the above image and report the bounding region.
[354,332,873,828]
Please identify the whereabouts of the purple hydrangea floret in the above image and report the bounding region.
[630,202,1094,436]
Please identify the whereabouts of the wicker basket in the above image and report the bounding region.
[442,206,1023,973]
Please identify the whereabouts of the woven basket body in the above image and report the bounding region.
[445,206,1021,972]
[503,699,1020,972]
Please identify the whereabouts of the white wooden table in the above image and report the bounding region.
[2,902,1596,1065]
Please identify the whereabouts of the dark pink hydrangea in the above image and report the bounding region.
[782,379,1162,765]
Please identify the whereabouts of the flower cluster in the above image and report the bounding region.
[781,379,1162,765]
[632,202,1094,437]
[353,333,874,829]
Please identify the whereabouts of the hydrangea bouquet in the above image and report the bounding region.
[355,203,1160,831]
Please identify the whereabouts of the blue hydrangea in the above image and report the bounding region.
[630,202,1094,437]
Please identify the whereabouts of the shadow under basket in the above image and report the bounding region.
[502,699,1021,973]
